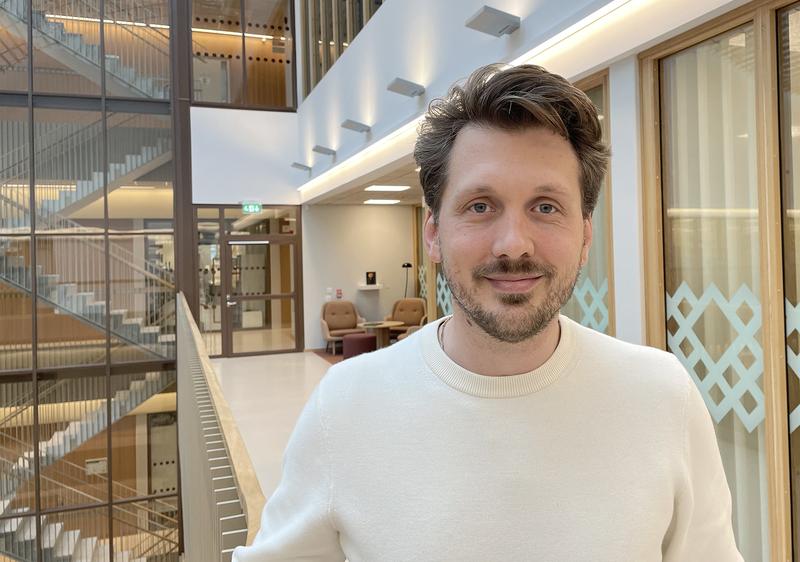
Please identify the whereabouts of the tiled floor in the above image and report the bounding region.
[212,351,330,499]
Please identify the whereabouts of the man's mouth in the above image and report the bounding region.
[483,275,543,292]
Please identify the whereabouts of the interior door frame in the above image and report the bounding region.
[193,204,304,358]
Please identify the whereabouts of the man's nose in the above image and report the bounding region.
[491,212,535,259]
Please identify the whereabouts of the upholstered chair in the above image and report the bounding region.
[321,301,366,354]
[384,298,427,339]
[397,325,422,341]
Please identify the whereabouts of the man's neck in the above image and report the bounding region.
[440,311,561,377]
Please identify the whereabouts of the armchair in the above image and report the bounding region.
[384,298,427,340]
[321,301,366,355]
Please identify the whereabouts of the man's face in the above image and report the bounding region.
[424,125,592,343]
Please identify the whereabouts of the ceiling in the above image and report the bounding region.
[313,164,423,206]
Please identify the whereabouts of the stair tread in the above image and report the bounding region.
[55,528,81,557]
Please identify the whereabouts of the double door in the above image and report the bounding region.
[195,206,303,357]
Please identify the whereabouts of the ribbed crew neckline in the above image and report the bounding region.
[419,314,577,398]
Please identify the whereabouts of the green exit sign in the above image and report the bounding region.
[241,202,262,214]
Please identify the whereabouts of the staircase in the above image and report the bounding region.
[1,371,176,497]
[0,243,176,364]
[0,0,171,99]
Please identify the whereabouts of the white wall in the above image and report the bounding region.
[191,107,301,205]
[302,205,415,349]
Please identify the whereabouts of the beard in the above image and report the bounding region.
[441,254,581,344]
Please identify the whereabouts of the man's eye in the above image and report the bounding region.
[471,202,489,213]
[538,203,556,214]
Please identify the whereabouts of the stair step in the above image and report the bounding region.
[73,536,97,562]
[54,528,81,558]
[14,514,36,542]
[42,521,63,549]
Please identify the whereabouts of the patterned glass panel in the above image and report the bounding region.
[660,24,766,559]
[778,5,800,559]
[561,84,612,334]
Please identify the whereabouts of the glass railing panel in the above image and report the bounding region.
[31,0,102,96]
[112,497,180,561]
[108,234,175,362]
[33,107,104,234]
[110,369,176,501]
[104,0,171,100]
[0,237,32,372]
[37,370,108,510]
[0,105,31,234]
[35,236,107,369]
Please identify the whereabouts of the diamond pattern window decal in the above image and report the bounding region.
[666,282,765,433]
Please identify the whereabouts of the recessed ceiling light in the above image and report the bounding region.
[364,199,401,205]
[365,185,410,192]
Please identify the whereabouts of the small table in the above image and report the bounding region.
[357,320,405,349]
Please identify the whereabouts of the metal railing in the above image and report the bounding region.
[178,292,265,562]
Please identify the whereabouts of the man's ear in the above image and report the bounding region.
[580,216,593,267]
[423,209,442,263]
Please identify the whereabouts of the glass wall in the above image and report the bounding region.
[0,0,180,557]
[191,0,295,108]
[659,24,767,559]
[561,80,614,334]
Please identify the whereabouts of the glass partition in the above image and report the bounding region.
[660,24,766,559]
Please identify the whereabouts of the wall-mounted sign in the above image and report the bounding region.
[241,201,262,214]
[86,457,108,476]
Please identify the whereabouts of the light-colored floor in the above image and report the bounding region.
[212,351,330,499]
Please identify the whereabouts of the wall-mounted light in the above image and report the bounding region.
[364,199,401,205]
[365,185,410,192]
[387,77,425,97]
[341,119,371,133]
[291,162,312,172]
[465,6,520,37]
[312,145,336,157]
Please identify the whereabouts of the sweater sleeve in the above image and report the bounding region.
[232,383,346,561]
[662,375,743,561]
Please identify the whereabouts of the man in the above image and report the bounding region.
[234,64,742,561]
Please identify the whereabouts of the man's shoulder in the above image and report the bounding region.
[566,317,691,396]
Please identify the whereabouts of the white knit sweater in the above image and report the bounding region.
[234,315,742,561]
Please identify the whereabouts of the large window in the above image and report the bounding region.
[191,0,296,108]
[641,2,800,559]
[0,1,180,558]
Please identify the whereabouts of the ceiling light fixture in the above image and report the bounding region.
[364,199,401,205]
[465,6,520,37]
[291,162,312,172]
[312,145,336,157]
[365,185,411,192]
[341,119,371,133]
[387,77,425,97]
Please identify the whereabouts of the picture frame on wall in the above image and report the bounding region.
[366,271,377,285]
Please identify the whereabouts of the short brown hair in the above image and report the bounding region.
[414,64,609,220]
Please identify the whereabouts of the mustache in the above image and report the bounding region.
[472,258,555,279]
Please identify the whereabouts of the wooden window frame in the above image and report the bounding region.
[638,1,795,558]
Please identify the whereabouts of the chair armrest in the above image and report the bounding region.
[320,318,332,340]
[383,314,392,321]
[357,315,366,324]
[418,315,428,326]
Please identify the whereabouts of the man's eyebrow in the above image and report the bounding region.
[458,183,570,197]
